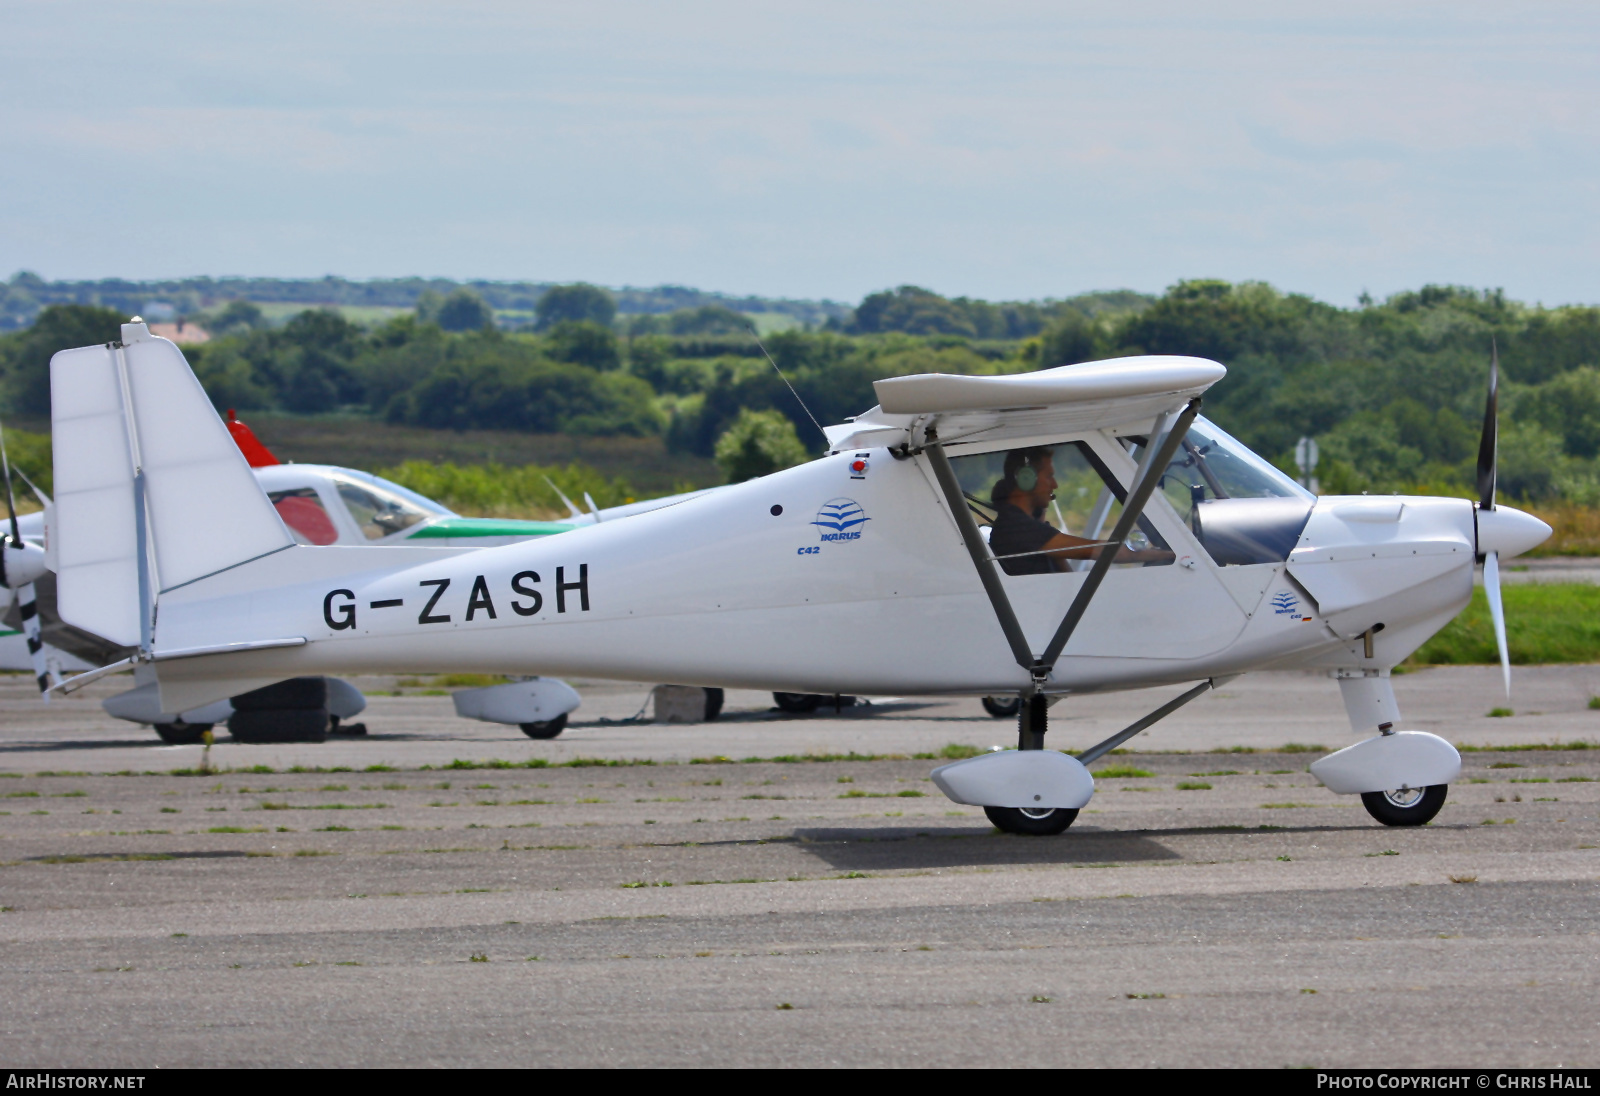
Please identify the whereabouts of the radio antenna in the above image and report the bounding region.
[749,325,824,438]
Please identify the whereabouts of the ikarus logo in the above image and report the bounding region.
[813,498,870,542]
[1271,591,1299,616]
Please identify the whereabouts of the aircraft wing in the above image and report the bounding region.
[824,355,1225,454]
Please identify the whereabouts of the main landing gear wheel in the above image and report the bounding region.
[519,713,568,739]
[984,805,1079,836]
[773,692,821,714]
[981,696,1021,719]
[152,722,212,745]
[1360,784,1448,827]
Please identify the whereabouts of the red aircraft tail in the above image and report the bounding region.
[226,409,281,467]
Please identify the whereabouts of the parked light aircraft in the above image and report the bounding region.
[9,407,716,741]
[48,323,1549,833]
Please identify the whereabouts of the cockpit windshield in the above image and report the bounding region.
[1135,416,1314,566]
[1157,417,1313,503]
[331,473,451,541]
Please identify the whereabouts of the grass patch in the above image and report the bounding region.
[1092,766,1154,779]
[435,673,512,688]
[1261,802,1316,809]
[1489,707,1514,718]
[1458,742,1597,753]
[1175,782,1212,791]
[1190,770,1240,777]
[1410,584,1600,665]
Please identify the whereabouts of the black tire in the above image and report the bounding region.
[519,713,568,739]
[982,696,1022,719]
[231,677,328,711]
[703,688,725,721]
[984,805,1079,835]
[1360,784,1448,827]
[152,722,211,745]
[228,708,329,744]
[773,692,821,713]
[329,717,367,736]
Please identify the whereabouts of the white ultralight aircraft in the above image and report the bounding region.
[49,323,1550,834]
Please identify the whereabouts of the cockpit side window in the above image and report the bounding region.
[949,441,1173,576]
[268,488,340,546]
[333,477,435,541]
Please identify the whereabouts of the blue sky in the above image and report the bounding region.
[2,1,1596,306]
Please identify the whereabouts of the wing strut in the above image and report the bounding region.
[924,443,1034,673]
[924,398,1202,747]
[1038,399,1200,669]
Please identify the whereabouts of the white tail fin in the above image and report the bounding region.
[50,322,292,647]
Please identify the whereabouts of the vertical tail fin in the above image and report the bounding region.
[49,322,292,648]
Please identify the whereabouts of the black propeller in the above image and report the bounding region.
[1474,342,1510,696]
[0,419,18,581]
[1476,339,1498,512]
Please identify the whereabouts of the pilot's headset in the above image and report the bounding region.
[1003,449,1044,491]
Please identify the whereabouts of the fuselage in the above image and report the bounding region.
[154,425,1508,703]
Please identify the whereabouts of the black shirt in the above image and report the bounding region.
[990,503,1061,576]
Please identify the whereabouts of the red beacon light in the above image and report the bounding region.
[849,454,870,480]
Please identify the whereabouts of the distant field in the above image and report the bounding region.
[241,413,722,497]
[252,303,411,325]
[1409,583,1600,666]
[243,302,797,334]
[745,311,803,334]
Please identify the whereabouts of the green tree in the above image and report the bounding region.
[536,283,616,330]
[714,408,809,483]
[1037,313,1098,367]
[436,289,495,332]
[667,305,751,335]
[1,303,126,415]
[208,300,265,335]
[545,320,621,371]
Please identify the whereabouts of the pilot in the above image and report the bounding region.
[989,448,1173,576]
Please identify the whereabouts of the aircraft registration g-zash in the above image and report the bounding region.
[48,323,1549,836]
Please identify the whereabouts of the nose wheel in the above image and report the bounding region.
[1360,784,1448,826]
[984,805,1079,835]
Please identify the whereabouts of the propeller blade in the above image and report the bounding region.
[1484,550,1511,699]
[0,417,20,545]
[16,581,52,699]
[1476,341,1499,512]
